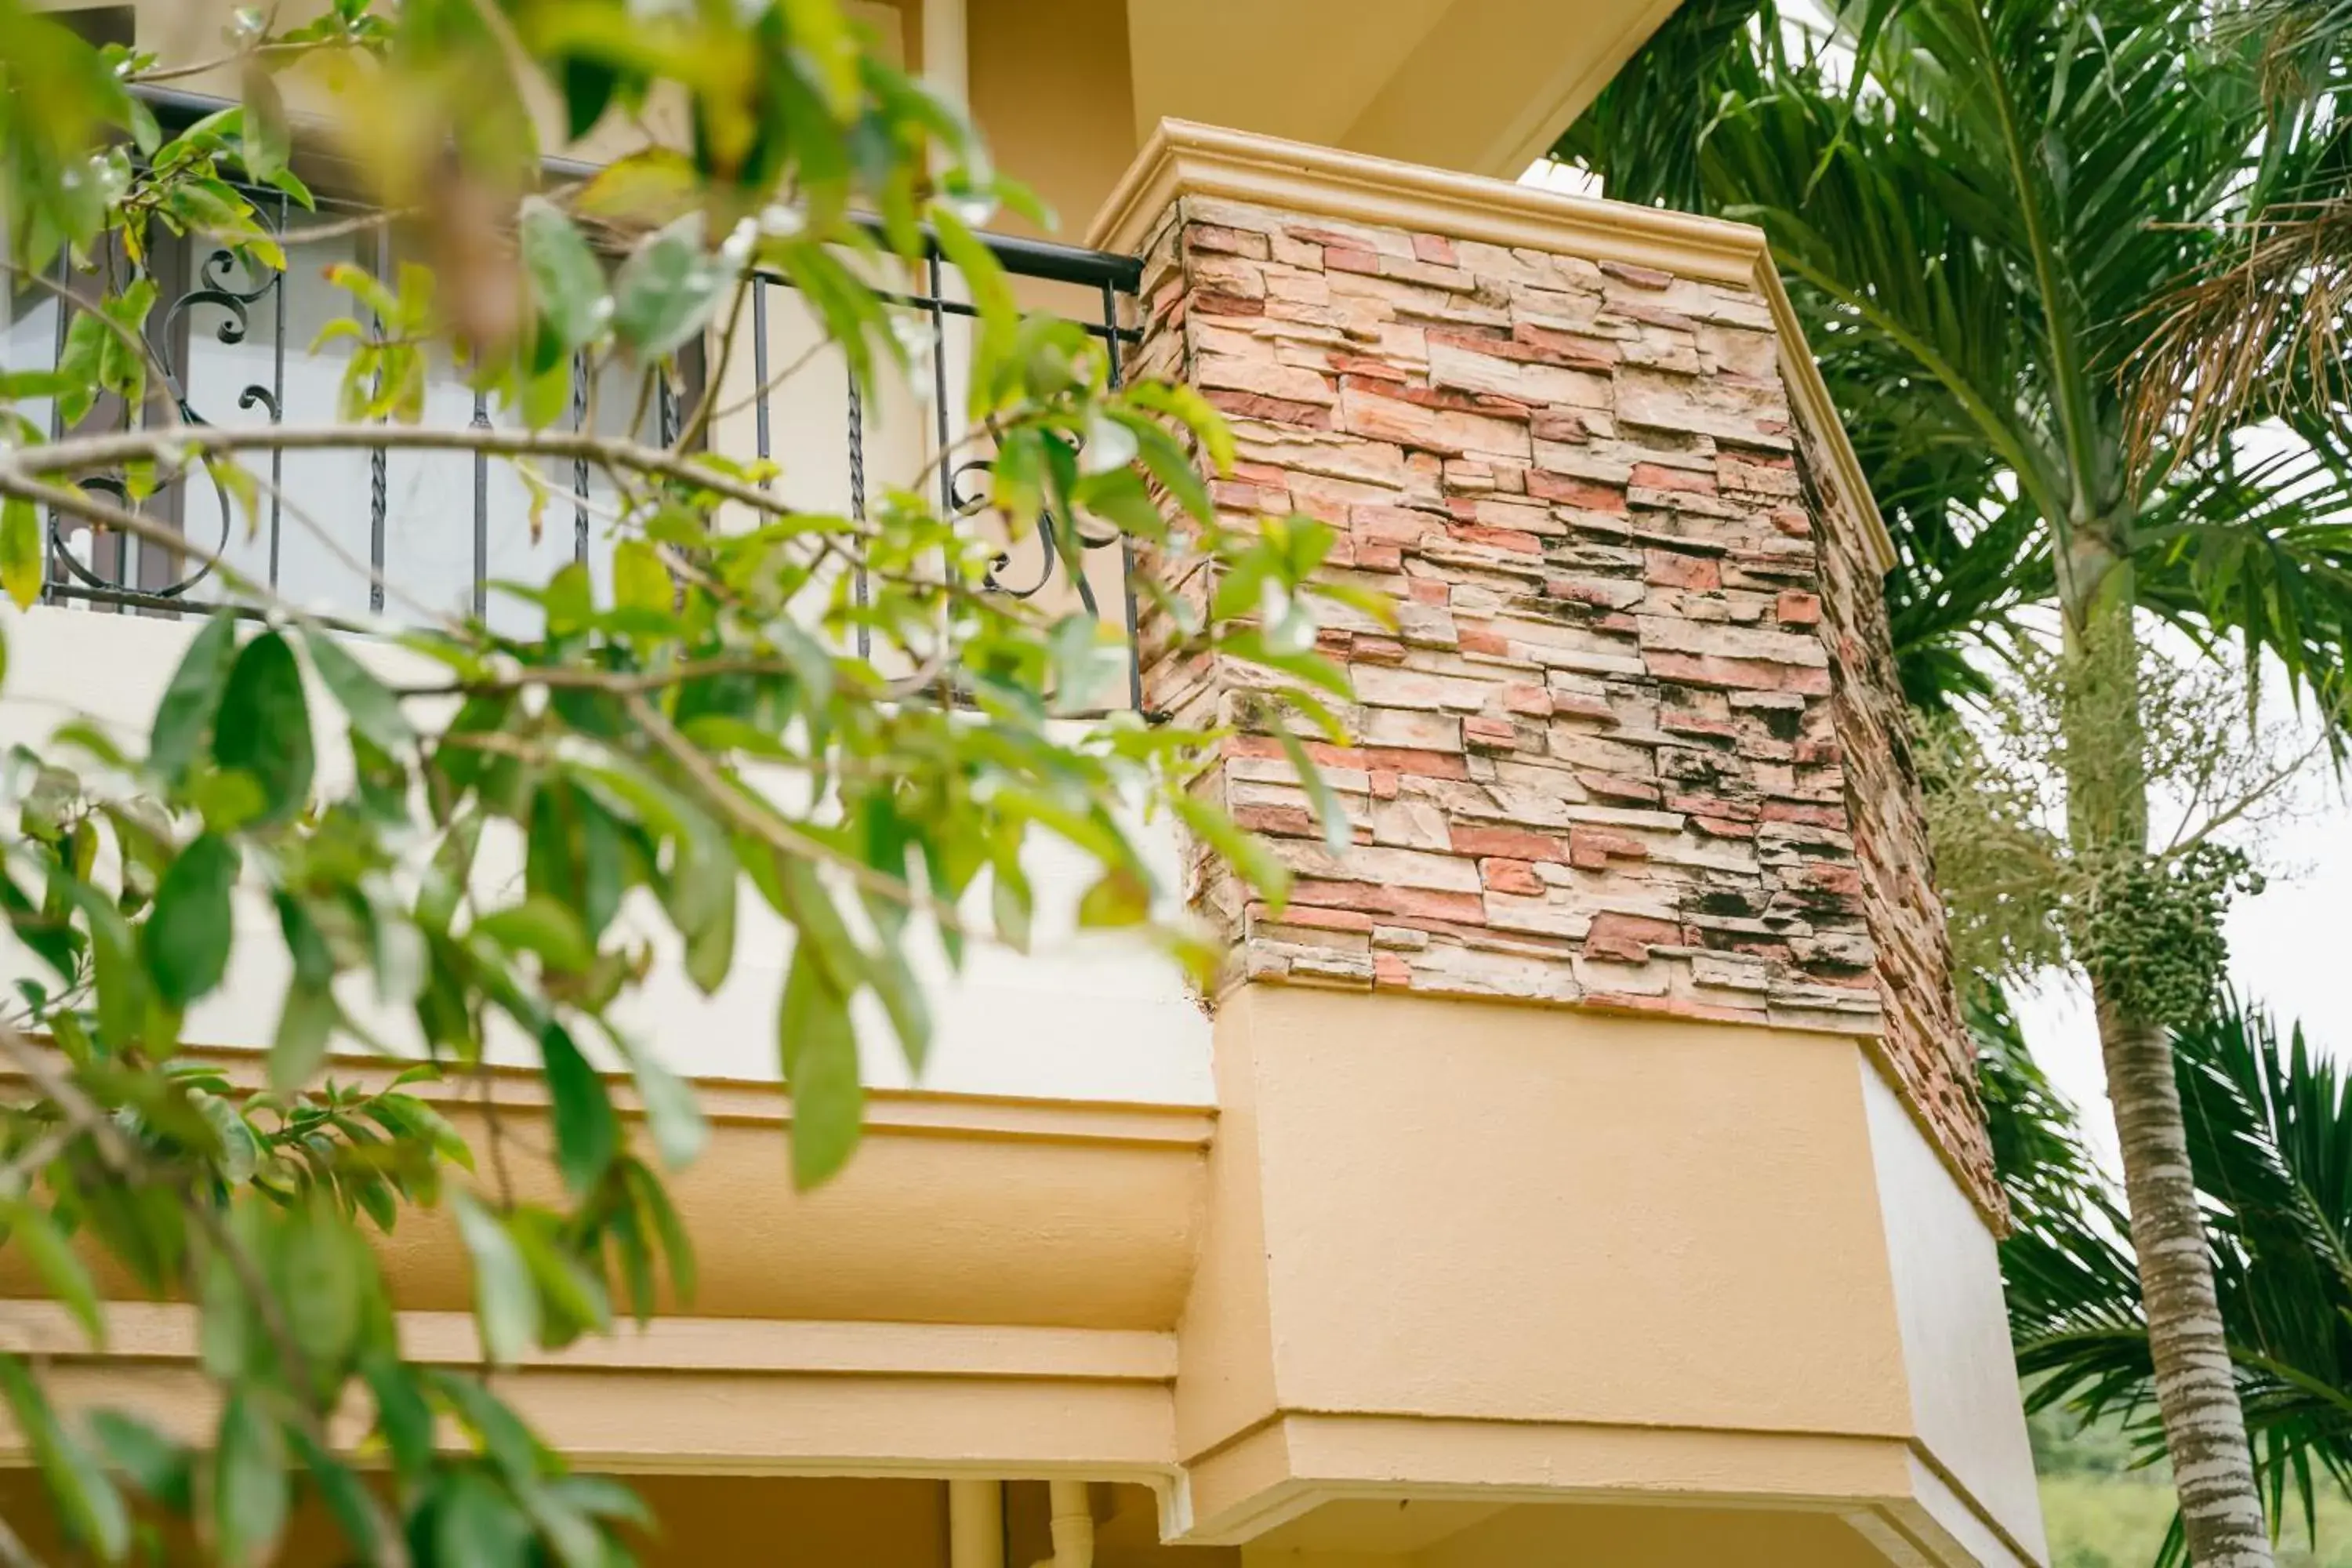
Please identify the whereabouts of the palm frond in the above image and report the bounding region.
[1996,993,2352,1552]
[1548,0,1768,211]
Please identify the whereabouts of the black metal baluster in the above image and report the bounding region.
[42,254,67,606]
[470,389,490,619]
[848,364,869,660]
[1103,278,1144,713]
[572,353,590,565]
[753,278,771,477]
[927,252,953,515]
[926,253,958,675]
[368,227,390,615]
[267,188,286,593]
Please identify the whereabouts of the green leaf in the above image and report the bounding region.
[869,938,932,1072]
[506,1210,610,1341]
[54,311,106,427]
[361,1356,434,1487]
[558,52,621,143]
[1077,866,1152,928]
[1174,792,1294,911]
[776,856,864,996]
[610,538,672,616]
[435,1468,534,1568]
[522,1480,605,1568]
[626,1044,706,1171]
[545,561,593,635]
[287,1427,379,1561]
[150,611,240,786]
[95,280,154,413]
[1275,726,1353,855]
[0,495,41,609]
[521,196,608,353]
[539,1024,619,1194]
[212,1391,288,1568]
[270,982,336,1091]
[269,1198,366,1371]
[474,895,593,971]
[782,0,862,116]
[0,1356,129,1563]
[0,1200,103,1347]
[452,1192,539,1367]
[300,625,413,752]
[683,870,735,993]
[239,63,289,183]
[87,1410,191,1512]
[777,948,862,1189]
[610,212,728,358]
[140,831,239,1009]
[211,630,314,824]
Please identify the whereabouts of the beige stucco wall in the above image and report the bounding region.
[1203,986,1911,1442]
[968,0,1139,241]
[1174,986,1921,1535]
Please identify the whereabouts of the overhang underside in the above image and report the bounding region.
[1121,0,1685,177]
[0,1468,1987,1566]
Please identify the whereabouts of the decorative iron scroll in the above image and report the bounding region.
[49,244,281,604]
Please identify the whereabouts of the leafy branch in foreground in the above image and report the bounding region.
[0,0,1389,1563]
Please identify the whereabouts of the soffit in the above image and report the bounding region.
[1122,0,1685,179]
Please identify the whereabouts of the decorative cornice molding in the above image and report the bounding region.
[1086,119,1896,572]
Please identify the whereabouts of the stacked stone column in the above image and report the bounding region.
[1105,130,2001,1221]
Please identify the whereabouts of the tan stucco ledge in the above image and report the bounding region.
[1084,117,1898,575]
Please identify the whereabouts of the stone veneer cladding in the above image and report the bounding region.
[1125,183,2001,1221]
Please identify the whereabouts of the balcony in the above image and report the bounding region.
[7,100,1149,707]
[0,10,2045,1568]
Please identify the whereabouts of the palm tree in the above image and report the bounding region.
[1994,992,2352,1565]
[1565,5,2352,1562]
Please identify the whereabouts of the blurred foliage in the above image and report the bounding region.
[0,2,1385,1563]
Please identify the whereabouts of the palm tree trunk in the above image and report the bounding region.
[2092,985,2274,1567]
[2066,567,2273,1567]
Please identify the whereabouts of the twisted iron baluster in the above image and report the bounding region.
[369,227,390,615]
[470,390,492,618]
[572,353,590,564]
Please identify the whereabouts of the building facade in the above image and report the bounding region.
[0,2,2046,1563]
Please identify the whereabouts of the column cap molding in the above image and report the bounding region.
[1085,118,1895,572]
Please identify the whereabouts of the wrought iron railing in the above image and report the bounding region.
[11,89,1145,702]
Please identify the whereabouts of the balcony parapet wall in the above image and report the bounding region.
[1091,122,2000,1225]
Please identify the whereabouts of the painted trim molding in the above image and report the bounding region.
[1083,118,1897,574]
[0,1046,1219,1153]
[0,1301,1178,1385]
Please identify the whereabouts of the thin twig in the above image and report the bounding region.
[671,281,749,455]
[128,38,311,85]
[705,334,833,426]
[619,691,980,935]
